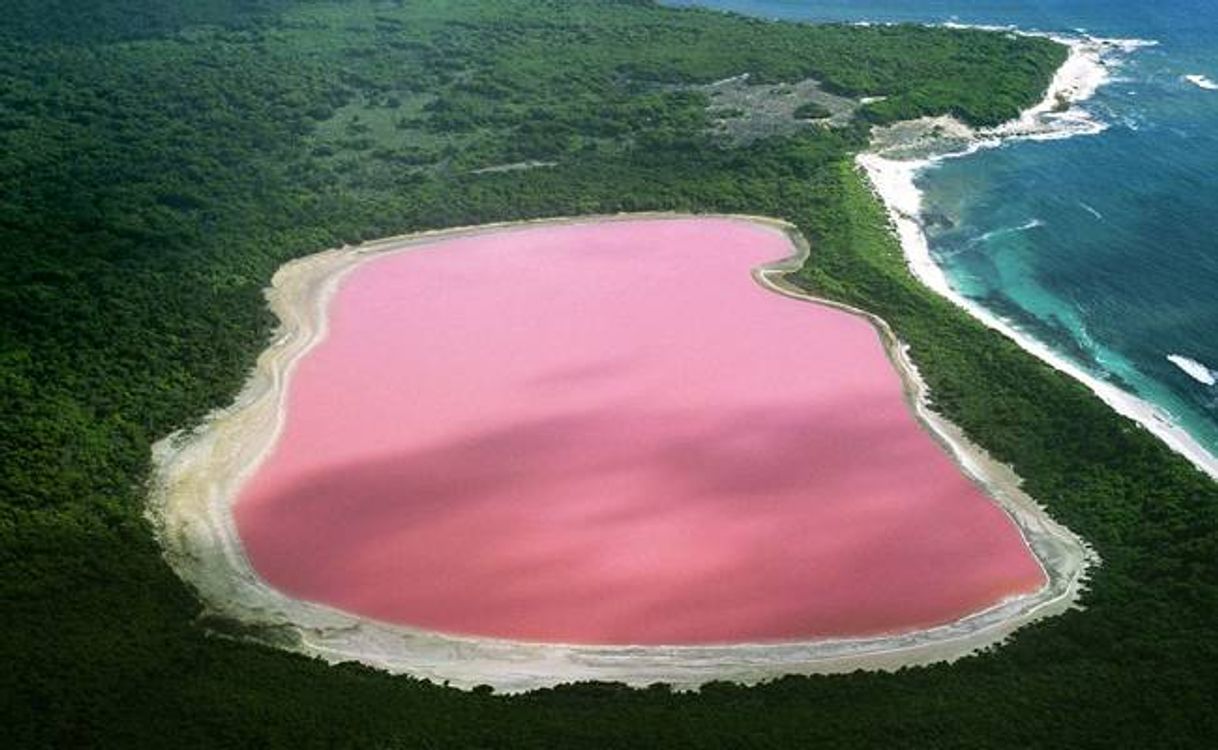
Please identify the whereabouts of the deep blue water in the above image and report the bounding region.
[671,0,1218,460]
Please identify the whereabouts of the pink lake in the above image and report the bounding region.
[234,218,1045,645]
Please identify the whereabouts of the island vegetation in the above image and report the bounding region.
[2,1,1215,747]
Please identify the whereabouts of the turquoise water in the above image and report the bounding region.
[671,0,1218,459]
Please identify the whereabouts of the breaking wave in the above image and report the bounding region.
[1184,74,1218,91]
[1168,355,1217,386]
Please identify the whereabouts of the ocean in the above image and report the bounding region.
[671,0,1218,475]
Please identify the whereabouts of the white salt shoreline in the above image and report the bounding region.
[857,30,1218,482]
[148,213,1093,694]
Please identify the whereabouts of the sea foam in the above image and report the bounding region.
[1168,355,1217,386]
[972,219,1045,245]
[1184,74,1218,91]
[1079,202,1104,220]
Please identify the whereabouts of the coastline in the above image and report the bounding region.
[856,31,1218,481]
[148,213,1093,693]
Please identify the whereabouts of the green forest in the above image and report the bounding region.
[2,1,1215,747]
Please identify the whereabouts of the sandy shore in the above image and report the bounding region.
[857,32,1218,482]
[148,212,1093,693]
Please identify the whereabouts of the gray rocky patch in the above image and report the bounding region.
[697,75,859,144]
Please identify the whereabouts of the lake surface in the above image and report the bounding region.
[233,219,1043,645]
